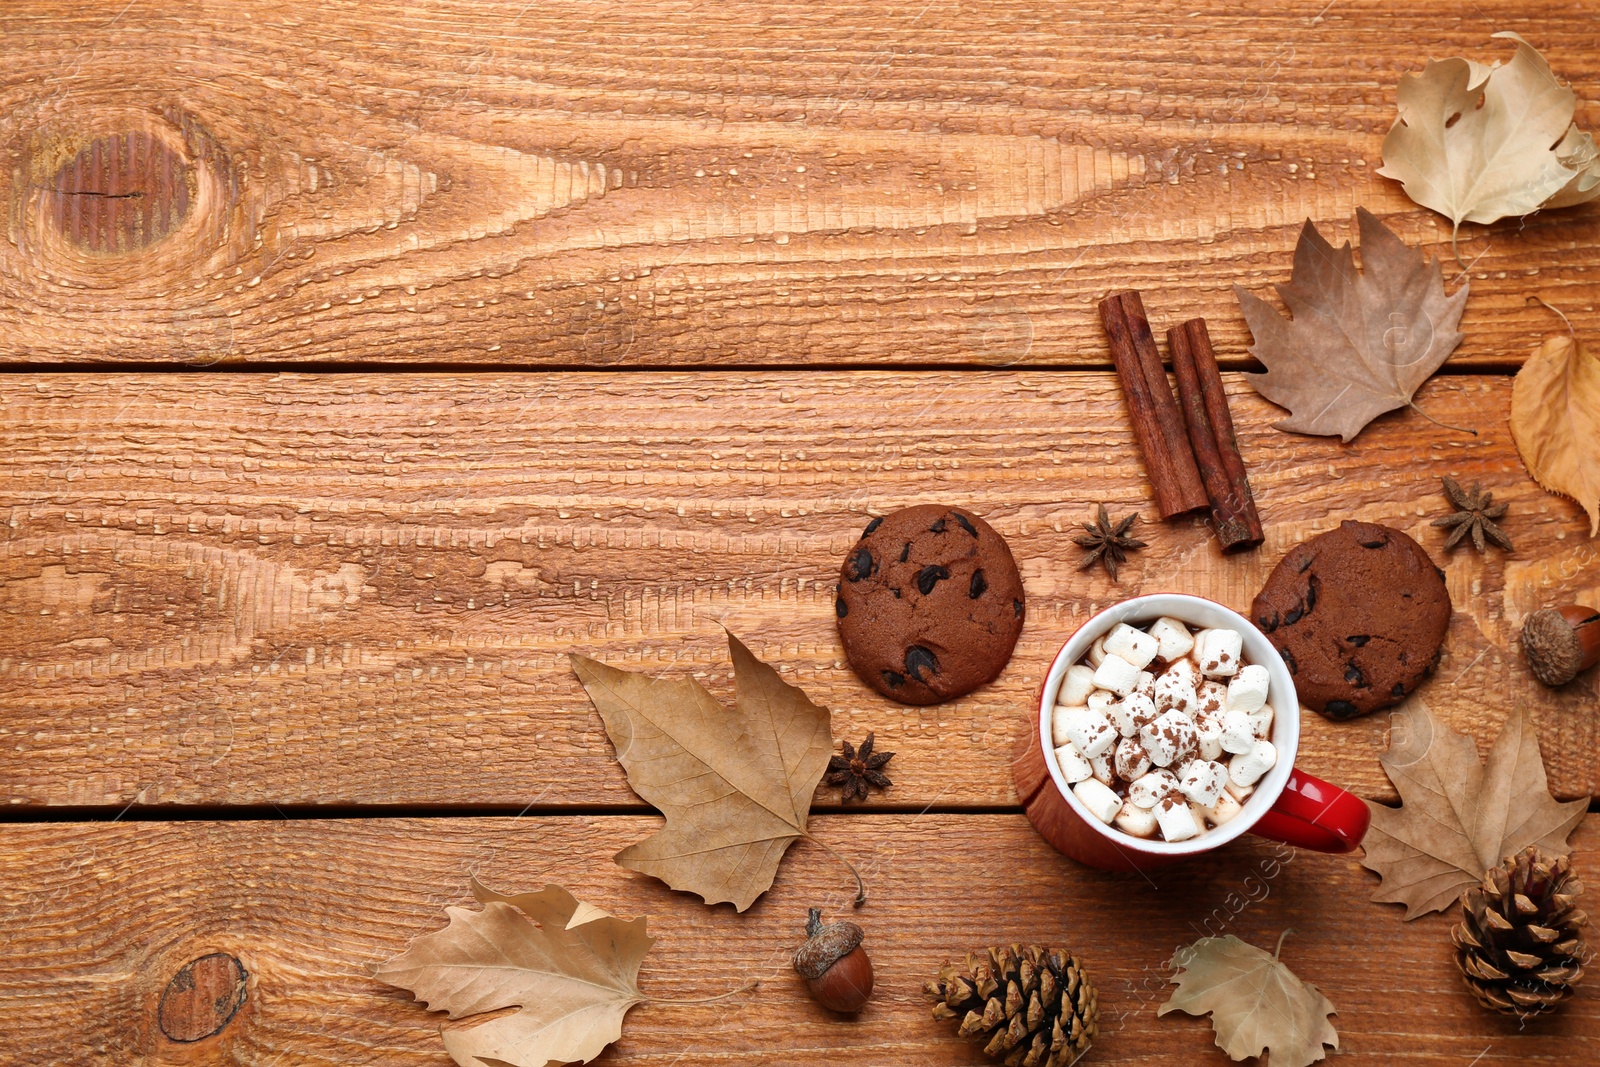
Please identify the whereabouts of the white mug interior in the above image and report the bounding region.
[1037,593,1300,857]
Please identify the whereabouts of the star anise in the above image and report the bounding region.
[826,733,894,803]
[1073,504,1146,581]
[1431,476,1513,553]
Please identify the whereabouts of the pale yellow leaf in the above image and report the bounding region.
[1511,333,1600,536]
[375,881,654,1067]
[1378,33,1600,232]
[1237,209,1467,441]
[571,631,833,911]
[1361,700,1587,918]
[1160,934,1337,1067]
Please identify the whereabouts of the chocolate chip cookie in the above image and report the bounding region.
[836,505,1024,705]
[1251,520,1450,721]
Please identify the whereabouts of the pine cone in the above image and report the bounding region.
[1453,846,1588,1018]
[925,945,1098,1066]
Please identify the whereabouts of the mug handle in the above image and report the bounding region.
[1249,768,1371,853]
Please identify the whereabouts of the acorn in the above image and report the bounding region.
[1521,605,1600,686]
[793,908,873,1012]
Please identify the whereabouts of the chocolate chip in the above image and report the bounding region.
[1391,682,1407,697]
[1358,535,1388,549]
[1284,603,1304,626]
[899,542,911,563]
[930,518,948,533]
[835,597,848,618]
[1346,635,1370,647]
[1258,611,1280,633]
[862,516,883,537]
[1305,575,1319,613]
[905,645,939,681]
[891,587,901,598]
[969,569,988,599]
[1281,647,1298,675]
[1344,663,1367,688]
[846,547,875,581]
[1013,598,1024,619]
[953,512,978,537]
[1324,699,1360,720]
[916,565,951,595]
[1297,554,1314,573]
[881,670,905,689]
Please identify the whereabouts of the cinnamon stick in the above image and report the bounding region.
[1168,317,1264,552]
[1098,291,1208,518]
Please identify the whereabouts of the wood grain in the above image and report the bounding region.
[3,371,1594,809]
[1,1,1596,366]
[1,814,1594,1065]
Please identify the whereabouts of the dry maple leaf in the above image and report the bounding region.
[1362,699,1587,919]
[375,880,654,1067]
[1511,329,1600,536]
[1160,932,1338,1067]
[1379,33,1600,251]
[572,631,846,911]
[1236,208,1469,442]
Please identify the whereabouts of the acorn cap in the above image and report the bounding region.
[793,908,864,979]
[1522,606,1600,686]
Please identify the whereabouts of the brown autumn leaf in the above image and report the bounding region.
[375,880,654,1067]
[572,631,836,911]
[1511,331,1600,536]
[1378,33,1600,248]
[1236,208,1469,442]
[1160,933,1338,1067]
[1362,700,1587,919]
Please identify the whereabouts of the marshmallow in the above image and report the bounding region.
[1153,658,1200,715]
[1149,616,1196,661]
[1073,778,1122,824]
[1194,712,1224,761]
[1226,664,1271,714]
[1058,664,1097,707]
[1090,691,1135,737]
[1054,743,1094,783]
[1155,796,1201,842]
[1104,623,1159,670]
[1090,748,1116,786]
[1177,759,1229,807]
[1205,789,1245,827]
[1057,706,1117,758]
[1140,709,1198,768]
[1248,703,1275,740]
[1133,670,1156,702]
[1114,736,1152,782]
[1051,703,1083,747]
[1195,628,1243,678]
[1114,799,1159,838]
[1228,740,1278,787]
[1090,653,1142,697]
[1129,769,1180,808]
[1122,692,1158,731]
[1195,680,1228,718]
[1087,635,1109,668]
[1218,710,1257,755]
[1225,779,1254,803]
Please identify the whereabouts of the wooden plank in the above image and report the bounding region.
[1,814,1594,1064]
[2,371,1594,809]
[0,1,1595,366]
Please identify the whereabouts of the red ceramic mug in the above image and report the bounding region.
[1013,593,1370,871]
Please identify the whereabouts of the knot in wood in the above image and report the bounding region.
[158,952,248,1043]
[47,131,193,253]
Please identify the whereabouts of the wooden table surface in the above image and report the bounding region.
[3,3,1598,1064]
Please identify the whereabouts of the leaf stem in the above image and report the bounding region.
[1273,928,1295,960]
[646,978,759,1005]
[803,833,867,907]
[1404,400,1477,436]
[1526,295,1576,340]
